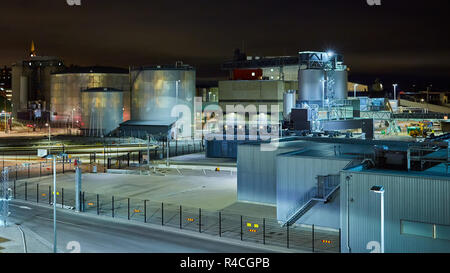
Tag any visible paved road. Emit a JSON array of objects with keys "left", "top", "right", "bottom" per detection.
[{"left": 8, "top": 200, "right": 270, "bottom": 253}]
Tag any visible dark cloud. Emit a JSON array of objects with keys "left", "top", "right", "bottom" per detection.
[{"left": 0, "top": 0, "right": 449, "bottom": 88}]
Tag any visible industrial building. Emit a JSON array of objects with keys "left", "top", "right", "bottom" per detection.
[
  {"left": 80, "top": 87, "right": 124, "bottom": 136},
  {"left": 50, "top": 66, "right": 130, "bottom": 134},
  {"left": 236, "top": 136, "right": 450, "bottom": 253},
  {"left": 119, "top": 63, "right": 196, "bottom": 140},
  {"left": 11, "top": 42, "right": 65, "bottom": 120},
  {"left": 0, "top": 66, "right": 12, "bottom": 101}
]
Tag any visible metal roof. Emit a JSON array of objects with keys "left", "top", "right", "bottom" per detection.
[{"left": 54, "top": 66, "right": 129, "bottom": 75}]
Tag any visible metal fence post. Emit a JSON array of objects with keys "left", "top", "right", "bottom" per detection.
[
  {"left": 62, "top": 188, "right": 64, "bottom": 208},
  {"left": 82, "top": 192, "right": 85, "bottom": 212},
  {"left": 97, "top": 194, "right": 100, "bottom": 215},
  {"left": 13, "top": 180, "right": 16, "bottom": 199},
  {"left": 144, "top": 200, "right": 147, "bottom": 223},
  {"left": 112, "top": 196, "right": 115, "bottom": 218},
  {"left": 48, "top": 186, "right": 51, "bottom": 205},
  {"left": 40, "top": 162, "right": 42, "bottom": 177},
  {"left": 37, "top": 184, "right": 39, "bottom": 203},
  {"left": 28, "top": 164, "right": 30, "bottom": 178},
  {"left": 339, "top": 228, "right": 342, "bottom": 253},
  {"left": 25, "top": 182, "right": 27, "bottom": 201},
  {"left": 240, "top": 215, "right": 243, "bottom": 241},
  {"left": 199, "top": 208, "right": 202, "bottom": 233},
  {"left": 179, "top": 205, "right": 183, "bottom": 229},
  {"left": 161, "top": 203, "right": 164, "bottom": 226},
  {"left": 15, "top": 164, "right": 17, "bottom": 180},
  {"left": 312, "top": 224, "right": 315, "bottom": 253},
  {"left": 287, "top": 223, "right": 290, "bottom": 249},
  {"left": 127, "top": 198, "right": 130, "bottom": 220},
  {"left": 219, "top": 211, "right": 222, "bottom": 237},
  {"left": 263, "top": 218, "right": 266, "bottom": 245}
]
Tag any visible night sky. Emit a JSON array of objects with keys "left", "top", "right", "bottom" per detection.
[{"left": 1, "top": 0, "right": 449, "bottom": 90}]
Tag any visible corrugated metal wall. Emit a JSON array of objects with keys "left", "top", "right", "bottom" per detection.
[
  {"left": 237, "top": 143, "right": 304, "bottom": 205},
  {"left": 276, "top": 156, "right": 350, "bottom": 222},
  {"left": 340, "top": 171, "right": 450, "bottom": 253}
]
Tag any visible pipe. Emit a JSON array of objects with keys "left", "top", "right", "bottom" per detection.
[{"left": 346, "top": 175, "right": 352, "bottom": 253}]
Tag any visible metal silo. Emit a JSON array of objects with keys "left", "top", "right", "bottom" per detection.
[
  {"left": 334, "top": 70, "right": 348, "bottom": 100},
  {"left": 298, "top": 69, "right": 325, "bottom": 103},
  {"left": 50, "top": 67, "right": 129, "bottom": 124},
  {"left": 81, "top": 88, "right": 123, "bottom": 136},
  {"left": 283, "top": 90, "right": 296, "bottom": 121},
  {"left": 130, "top": 64, "right": 196, "bottom": 137}
]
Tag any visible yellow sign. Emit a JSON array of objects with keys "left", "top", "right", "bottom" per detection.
[
  {"left": 88, "top": 202, "right": 94, "bottom": 206},
  {"left": 134, "top": 209, "right": 141, "bottom": 213},
  {"left": 187, "top": 218, "right": 195, "bottom": 222}
]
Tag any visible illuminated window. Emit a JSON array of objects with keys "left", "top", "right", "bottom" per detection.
[
  {"left": 401, "top": 220, "right": 433, "bottom": 238},
  {"left": 401, "top": 220, "right": 450, "bottom": 241}
]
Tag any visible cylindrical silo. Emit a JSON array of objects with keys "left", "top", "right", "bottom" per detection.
[
  {"left": 81, "top": 88, "right": 123, "bottom": 136},
  {"left": 334, "top": 70, "right": 348, "bottom": 100},
  {"left": 298, "top": 69, "right": 325, "bottom": 103},
  {"left": 283, "top": 90, "right": 296, "bottom": 121},
  {"left": 130, "top": 65, "right": 196, "bottom": 137},
  {"left": 50, "top": 67, "right": 129, "bottom": 124}
]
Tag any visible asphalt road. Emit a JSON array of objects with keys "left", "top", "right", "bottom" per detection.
[{"left": 8, "top": 200, "right": 270, "bottom": 253}]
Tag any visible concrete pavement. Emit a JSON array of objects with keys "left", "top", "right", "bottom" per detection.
[{"left": 7, "top": 200, "right": 289, "bottom": 253}]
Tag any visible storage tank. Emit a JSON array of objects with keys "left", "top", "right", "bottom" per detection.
[
  {"left": 50, "top": 67, "right": 129, "bottom": 123},
  {"left": 334, "top": 70, "right": 348, "bottom": 100},
  {"left": 298, "top": 69, "right": 325, "bottom": 103},
  {"left": 283, "top": 90, "right": 296, "bottom": 121},
  {"left": 130, "top": 64, "right": 196, "bottom": 136},
  {"left": 81, "top": 88, "right": 123, "bottom": 136}
]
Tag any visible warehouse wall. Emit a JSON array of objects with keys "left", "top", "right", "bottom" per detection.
[
  {"left": 340, "top": 170, "right": 450, "bottom": 253},
  {"left": 237, "top": 142, "right": 305, "bottom": 205},
  {"left": 276, "top": 156, "right": 350, "bottom": 222}
]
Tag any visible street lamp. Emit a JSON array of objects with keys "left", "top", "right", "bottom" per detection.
[
  {"left": 370, "top": 185, "right": 385, "bottom": 253},
  {"left": 44, "top": 153, "right": 67, "bottom": 253},
  {"left": 393, "top": 84, "right": 398, "bottom": 100}
]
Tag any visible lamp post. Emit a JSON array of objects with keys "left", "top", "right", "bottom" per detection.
[
  {"left": 393, "top": 84, "right": 398, "bottom": 100},
  {"left": 370, "top": 185, "right": 385, "bottom": 253},
  {"left": 44, "top": 153, "right": 67, "bottom": 253}
]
